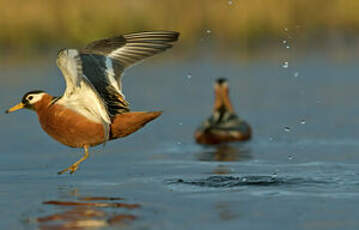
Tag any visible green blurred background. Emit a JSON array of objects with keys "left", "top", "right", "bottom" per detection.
[{"left": 1, "top": 0, "right": 359, "bottom": 59}]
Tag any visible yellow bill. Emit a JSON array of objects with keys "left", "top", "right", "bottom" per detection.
[{"left": 6, "top": 102, "right": 25, "bottom": 113}]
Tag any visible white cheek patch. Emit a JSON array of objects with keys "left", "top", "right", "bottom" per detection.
[{"left": 28, "top": 93, "right": 46, "bottom": 104}]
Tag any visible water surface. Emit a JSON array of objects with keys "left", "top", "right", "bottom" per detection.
[{"left": 1, "top": 51, "right": 359, "bottom": 229}]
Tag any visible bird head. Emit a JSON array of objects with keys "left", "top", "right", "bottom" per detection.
[
  {"left": 214, "top": 78, "right": 228, "bottom": 90},
  {"left": 6, "top": 90, "right": 46, "bottom": 113}
]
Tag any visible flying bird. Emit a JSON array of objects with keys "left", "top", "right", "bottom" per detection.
[
  {"left": 6, "top": 31, "right": 179, "bottom": 174},
  {"left": 195, "top": 78, "right": 251, "bottom": 145}
]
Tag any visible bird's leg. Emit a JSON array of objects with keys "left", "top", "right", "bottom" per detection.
[{"left": 58, "top": 145, "right": 89, "bottom": 175}]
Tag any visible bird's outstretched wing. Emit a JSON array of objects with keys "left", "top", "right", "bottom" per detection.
[
  {"left": 56, "top": 49, "right": 111, "bottom": 136},
  {"left": 79, "top": 31, "right": 179, "bottom": 115},
  {"left": 56, "top": 49, "right": 83, "bottom": 97},
  {"left": 56, "top": 31, "right": 179, "bottom": 119}
]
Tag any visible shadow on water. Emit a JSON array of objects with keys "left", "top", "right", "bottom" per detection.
[
  {"left": 195, "top": 145, "right": 252, "bottom": 162},
  {"left": 26, "top": 188, "right": 140, "bottom": 230}
]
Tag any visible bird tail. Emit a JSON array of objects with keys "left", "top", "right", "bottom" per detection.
[{"left": 110, "top": 111, "right": 162, "bottom": 140}]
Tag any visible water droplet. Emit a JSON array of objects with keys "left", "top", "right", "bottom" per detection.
[
  {"left": 241, "top": 177, "right": 247, "bottom": 182},
  {"left": 284, "top": 127, "right": 291, "bottom": 132},
  {"left": 288, "top": 153, "right": 295, "bottom": 160},
  {"left": 178, "top": 122, "right": 183, "bottom": 126},
  {"left": 294, "top": 72, "right": 299, "bottom": 78},
  {"left": 300, "top": 120, "right": 306, "bottom": 125},
  {"left": 282, "top": 40, "right": 287, "bottom": 44},
  {"left": 206, "top": 29, "right": 212, "bottom": 34},
  {"left": 271, "top": 170, "right": 279, "bottom": 178},
  {"left": 228, "top": 0, "right": 233, "bottom": 5},
  {"left": 286, "top": 45, "right": 290, "bottom": 49},
  {"left": 187, "top": 73, "right": 192, "bottom": 79},
  {"left": 177, "top": 141, "right": 182, "bottom": 145},
  {"left": 269, "top": 137, "right": 273, "bottom": 141},
  {"left": 284, "top": 27, "right": 289, "bottom": 32},
  {"left": 282, "top": 61, "right": 289, "bottom": 69}
]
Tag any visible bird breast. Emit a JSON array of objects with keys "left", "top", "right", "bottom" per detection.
[{"left": 36, "top": 103, "right": 106, "bottom": 148}]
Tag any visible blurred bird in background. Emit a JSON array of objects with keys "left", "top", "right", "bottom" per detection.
[{"left": 195, "top": 78, "right": 251, "bottom": 145}]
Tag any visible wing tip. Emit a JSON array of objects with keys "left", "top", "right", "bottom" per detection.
[
  {"left": 171, "top": 31, "right": 180, "bottom": 42},
  {"left": 124, "top": 31, "right": 180, "bottom": 43}
]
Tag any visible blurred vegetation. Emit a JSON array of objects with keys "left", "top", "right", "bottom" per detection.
[{"left": 1, "top": 0, "right": 359, "bottom": 56}]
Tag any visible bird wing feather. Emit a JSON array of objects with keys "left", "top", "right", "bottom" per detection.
[
  {"left": 56, "top": 31, "right": 179, "bottom": 120},
  {"left": 79, "top": 31, "right": 179, "bottom": 115},
  {"left": 56, "top": 49, "right": 111, "bottom": 140}
]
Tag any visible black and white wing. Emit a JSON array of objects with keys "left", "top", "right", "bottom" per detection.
[
  {"left": 55, "top": 49, "right": 111, "bottom": 135},
  {"left": 55, "top": 49, "right": 83, "bottom": 97},
  {"left": 79, "top": 31, "right": 179, "bottom": 116}
]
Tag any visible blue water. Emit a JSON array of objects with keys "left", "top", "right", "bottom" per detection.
[{"left": 1, "top": 51, "right": 359, "bottom": 229}]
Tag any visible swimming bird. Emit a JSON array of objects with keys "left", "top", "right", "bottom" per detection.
[
  {"left": 194, "top": 78, "right": 251, "bottom": 145},
  {"left": 6, "top": 31, "right": 179, "bottom": 174}
]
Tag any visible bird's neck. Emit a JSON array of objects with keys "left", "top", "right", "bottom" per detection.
[
  {"left": 213, "top": 89, "right": 234, "bottom": 114},
  {"left": 33, "top": 93, "right": 54, "bottom": 113}
]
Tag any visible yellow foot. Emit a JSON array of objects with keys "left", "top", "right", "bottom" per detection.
[
  {"left": 57, "top": 145, "right": 89, "bottom": 175},
  {"left": 57, "top": 164, "right": 80, "bottom": 175}
]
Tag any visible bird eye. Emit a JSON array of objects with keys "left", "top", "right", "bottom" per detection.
[{"left": 28, "top": 96, "right": 33, "bottom": 100}]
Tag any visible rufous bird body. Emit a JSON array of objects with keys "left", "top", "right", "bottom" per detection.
[
  {"left": 6, "top": 31, "right": 179, "bottom": 174},
  {"left": 195, "top": 78, "right": 251, "bottom": 145}
]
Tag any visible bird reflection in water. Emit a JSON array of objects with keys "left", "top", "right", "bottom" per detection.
[
  {"left": 196, "top": 145, "right": 252, "bottom": 175},
  {"left": 196, "top": 145, "right": 251, "bottom": 162},
  {"left": 216, "top": 202, "right": 239, "bottom": 221},
  {"left": 34, "top": 193, "right": 140, "bottom": 230}
]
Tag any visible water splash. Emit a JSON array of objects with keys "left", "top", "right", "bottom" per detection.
[
  {"left": 271, "top": 169, "right": 280, "bottom": 179},
  {"left": 282, "top": 61, "right": 289, "bottom": 69},
  {"left": 294, "top": 72, "right": 299, "bottom": 78},
  {"left": 187, "top": 73, "right": 192, "bottom": 79},
  {"left": 227, "top": 0, "right": 233, "bottom": 5},
  {"left": 169, "top": 176, "right": 289, "bottom": 188},
  {"left": 288, "top": 153, "right": 295, "bottom": 160},
  {"left": 284, "top": 127, "right": 291, "bottom": 132}
]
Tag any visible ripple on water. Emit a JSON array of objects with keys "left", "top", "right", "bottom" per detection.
[
  {"left": 167, "top": 175, "right": 330, "bottom": 188},
  {"left": 167, "top": 175, "right": 359, "bottom": 198}
]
